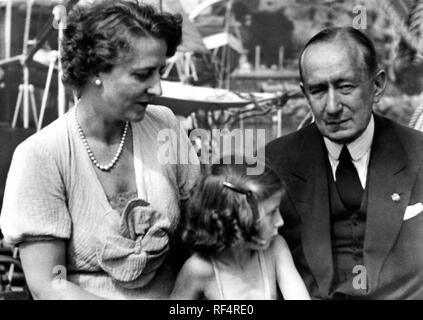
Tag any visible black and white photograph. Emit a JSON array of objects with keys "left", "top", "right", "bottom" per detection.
[{"left": 1, "top": 0, "right": 423, "bottom": 304}]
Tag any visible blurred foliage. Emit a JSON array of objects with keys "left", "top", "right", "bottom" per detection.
[
  {"left": 233, "top": 2, "right": 295, "bottom": 67},
  {"left": 230, "top": 0, "right": 423, "bottom": 96}
]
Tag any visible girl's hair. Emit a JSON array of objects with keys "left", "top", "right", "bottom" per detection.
[
  {"left": 183, "top": 155, "right": 284, "bottom": 255},
  {"left": 61, "top": 0, "right": 182, "bottom": 90}
]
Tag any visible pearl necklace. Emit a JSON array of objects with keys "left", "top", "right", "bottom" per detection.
[{"left": 74, "top": 106, "right": 129, "bottom": 172}]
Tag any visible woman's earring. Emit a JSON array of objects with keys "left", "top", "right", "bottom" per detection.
[{"left": 95, "top": 79, "right": 102, "bottom": 86}]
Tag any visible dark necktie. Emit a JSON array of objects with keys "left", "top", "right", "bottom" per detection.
[{"left": 335, "top": 146, "right": 364, "bottom": 211}]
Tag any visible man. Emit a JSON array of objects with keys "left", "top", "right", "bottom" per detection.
[{"left": 266, "top": 27, "right": 423, "bottom": 299}]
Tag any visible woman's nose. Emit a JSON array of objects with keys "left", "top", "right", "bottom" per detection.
[{"left": 147, "top": 74, "right": 162, "bottom": 96}]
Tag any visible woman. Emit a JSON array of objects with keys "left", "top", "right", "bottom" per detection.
[{"left": 0, "top": 0, "right": 200, "bottom": 299}]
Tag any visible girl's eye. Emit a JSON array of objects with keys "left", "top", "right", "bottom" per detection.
[
  {"left": 264, "top": 208, "right": 278, "bottom": 218},
  {"left": 134, "top": 72, "right": 151, "bottom": 81}
]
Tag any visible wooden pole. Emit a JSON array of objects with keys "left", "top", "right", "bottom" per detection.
[
  {"left": 255, "top": 45, "right": 261, "bottom": 70},
  {"left": 58, "top": 15, "right": 66, "bottom": 116},
  {"left": 278, "top": 46, "right": 284, "bottom": 69},
  {"left": 277, "top": 109, "right": 282, "bottom": 138},
  {"left": 22, "top": 0, "right": 34, "bottom": 128},
  {"left": 5, "top": 0, "right": 12, "bottom": 59}
]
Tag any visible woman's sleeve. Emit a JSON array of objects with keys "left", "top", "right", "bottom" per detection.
[
  {"left": 163, "top": 107, "right": 201, "bottom": 201},
  {"left": 177, "top": 129, "right": 201, "bottom": 201},
  {"left": 0, "top": 141, "right": 71, "bottom": 245},
  {"left": 175, "top": 118, "right": 201, "bottom": 200}
]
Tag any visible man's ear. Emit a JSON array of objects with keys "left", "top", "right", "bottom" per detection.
[
  {"left": 299, "top": 82, "right": 312, "bottom": 105},
  {"left": 299, "top": 82, "right": 305, "bottom": 95},
  {"left": 372, "top": 69, "right": 387, "bottom": 104}
]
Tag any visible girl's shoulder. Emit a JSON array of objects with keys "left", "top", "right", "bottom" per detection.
[
  {"left": 267, "top": 235, "right": 291, "bottom": 257},
  {"left": 260, "top": 236, "right": 289, "bottom": 272},
  {"left": 182, "top": 253, "right": 215, "bottom": 280}
]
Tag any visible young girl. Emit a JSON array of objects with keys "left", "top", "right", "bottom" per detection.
[{"left": 170, "top": 156, "right": 310, "bottom": 300}]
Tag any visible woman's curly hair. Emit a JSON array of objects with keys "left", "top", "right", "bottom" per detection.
[
  {"left": 61, "top": 0, "right": 182, "bottom": 90},
  {"left": 183, "top": 155, "right": 284, "bottom": 256}
]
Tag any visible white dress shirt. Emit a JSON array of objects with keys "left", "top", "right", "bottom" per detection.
[{"left": 323, "top": 115, "right": 374, "bottom": 189}]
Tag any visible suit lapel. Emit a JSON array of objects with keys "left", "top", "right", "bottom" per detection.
[
  {"left": 364, "top": 115, "right": 418, "bottom": 292},
  {"left": 290, "top": 124, "right": 334, "bottom": 297}
]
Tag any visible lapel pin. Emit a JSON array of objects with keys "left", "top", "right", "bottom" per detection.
[{"left": 391, "top": 193, "right": 400, "bottom": 202}]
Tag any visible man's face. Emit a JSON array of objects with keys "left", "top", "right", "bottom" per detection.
[{"left": 300, "top": 41, "right": 382, "bottom": 144}]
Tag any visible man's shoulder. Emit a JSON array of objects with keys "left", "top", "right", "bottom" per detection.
[
  {"left": 376, "top": 114, "right": 423, "bottom": 161},
  {"left": 265, "top": 123, "right": 317, "bottom": 164},
  {"left": 267, "top": 124, "right": 316, "bottom": 149},
  {"left": 390, "top": 117, "right": 423, "bottom": 141},
  {"left": 396, "top": 124, "right": 423, "bottom": 162}
]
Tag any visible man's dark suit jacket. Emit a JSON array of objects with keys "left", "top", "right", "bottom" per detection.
[{"left": 266, "top": 114, "right": 423, "bottom": 299}]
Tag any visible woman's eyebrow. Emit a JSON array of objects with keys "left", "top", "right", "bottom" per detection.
[{"left": 132, "top": 64, "right": 167, "bottom": 72}]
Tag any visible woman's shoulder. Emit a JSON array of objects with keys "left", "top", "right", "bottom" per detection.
[
  {"left": 131, "top": 105, "right": 179, "bottom": 137},
  {"left": 15, "top": 114, "right": 69, "bottom": 159},
  {"left": 144, "top": 105, "right": 178, "bottom": 126}
]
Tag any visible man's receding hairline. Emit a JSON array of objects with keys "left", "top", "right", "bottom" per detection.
[{"left": 300, "top": 36, "right": 369, "bottom": 80}]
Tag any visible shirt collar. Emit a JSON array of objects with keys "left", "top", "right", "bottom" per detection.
[{"left": 324, "top": 114, "right": 374, "bottom": 161}]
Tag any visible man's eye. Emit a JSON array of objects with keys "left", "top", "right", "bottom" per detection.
[
  {"left": 309, "top": 87, "right": 326, "bottom": 96},
  {"left": 338, "top": 85, "right": 355, "bottom": 94}
]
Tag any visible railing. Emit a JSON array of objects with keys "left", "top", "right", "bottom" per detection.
[{"left": 0, "top": 240, "right": 30, "bottom": 299}]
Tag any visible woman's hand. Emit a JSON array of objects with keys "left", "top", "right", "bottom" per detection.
[{"left": 19, "top": 239, "right": 104, "bottom": 300}]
